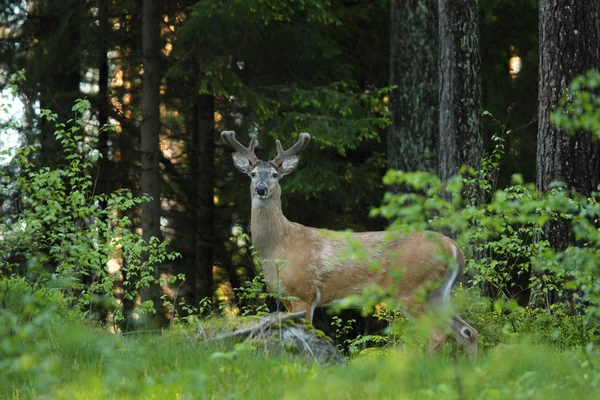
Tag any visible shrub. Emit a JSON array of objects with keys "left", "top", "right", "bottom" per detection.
[
  {"left": 0, "top": 99, "right": 180, "bottom": 329},
  {"left": 370, "top": 131, "right": 600, "bottom": 345}
]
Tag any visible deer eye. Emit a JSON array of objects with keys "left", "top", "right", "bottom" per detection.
[
  {"left": 272, "top": 172, "right": 278, "bottom": 178},
  {"left": 251, "top": 172, "right": 256, "bottom": 177}
]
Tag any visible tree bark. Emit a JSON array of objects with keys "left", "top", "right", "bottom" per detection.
[
  {"left": 438, "top": 0, "right": 482, "bottom": 181},
  {"left": 185, "top": 95, "right": 216, "bottom": 306},
  {"left": 537, "top": 0, "right": 600, "bottom": 251},
  {"left": 195, "top": 95, "right": 216, "bottom": 302},
  {"left": 38, "top": 0, "right": 82, "bottom": 169},
  {"left": 388, "top": 0, "right": 439, "bottom": 173},
  {"left": 96, "top": 0, "right": 111, "bottom": 197},
  {"left": 141, "top": 0, "right": 164, "bottom": 323},
  {"left": 141, "top": 0, "right": 162, "bottom": 243}
]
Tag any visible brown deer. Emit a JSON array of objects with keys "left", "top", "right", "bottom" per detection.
[{"left": 222, "top": 130, "right": 478, "bottom": 357}]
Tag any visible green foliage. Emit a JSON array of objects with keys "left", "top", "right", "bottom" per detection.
[
  {"left": 3, "top": 313, "right": 599, "bottom": 399},
  {"left": 552, "top": 69, "right": 600, "bottom": 140},
  {"left": 291, "top": 346, "right": 600, "bottom": 400},
  {"left": 232, "top": 273, "right": 272, "bottom": 316},
  {"left": 0, "top": 276, "right": 72, "bottom": 393},
  {"left": 172, "top": 0, "right": 390, "bottom": 232},
  {"left": 0, "top": 99, "right": 180, "bottom": 326},
  {"left": 364, "top": 110, "right": 600, "bottom": 347},
  {"left": 329, "top": 315, "right": 358, "bottom": 350},
  {"left": 455, "top": 293, "right": 597, "bottom": 351},
  {"left": 374, "top": 161, "right": 600, "bottom": 325},
  {"left": 169, "top": 271, "right": 283, "bottom": 323}
]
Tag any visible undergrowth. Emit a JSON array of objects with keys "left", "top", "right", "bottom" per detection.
[
  {"left": 3, "top": 73, "right": 600, "bottom": 398},
  {"left": 2, "top": 305, "right": 598, "bottom": 400}
]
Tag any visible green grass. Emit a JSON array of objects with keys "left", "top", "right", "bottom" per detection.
[{"left": 3, "top": 318, "right": 600, "bottom": 400}]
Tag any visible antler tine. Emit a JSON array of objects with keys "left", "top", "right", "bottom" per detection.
[
  {"left": 270, "top": 133, "right": 311, "bottom": 167},
  {"left": 221, "top": 130, "right": 259, "bottom": 165}
]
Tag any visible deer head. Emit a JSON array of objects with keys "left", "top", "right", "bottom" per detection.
[{"left": 221, "top": 130, "right": 310, "bottom": 202}]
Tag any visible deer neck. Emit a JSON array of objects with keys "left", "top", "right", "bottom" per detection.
[{"left": 250, "top": 186, "right": 290, "bottom": 258}]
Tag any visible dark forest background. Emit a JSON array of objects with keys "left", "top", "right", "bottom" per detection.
[{"left": 1, "top": 0, "right": 599, "bottom": 333}]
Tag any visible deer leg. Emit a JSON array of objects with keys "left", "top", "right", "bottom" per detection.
[
  {"left": 285, "top": 300, "right": 314, "bottom": 323},
  {"left": 283, "top": 288, "right": 320, "bottom": 323},
  {"left": 424, "top": 253, "right": 478, "bottom": 358},
  {"left": 399, "top": 293, "right": 476, "bottom": 357},
  {"left": 405, "top": 298, "right": 448, "bottom": 355},
  {"left": 398, "top": 295, "right": 446, "bottom": 354},
  {"left": 428, "top": 329, "right": 447, "bottom": 355}
]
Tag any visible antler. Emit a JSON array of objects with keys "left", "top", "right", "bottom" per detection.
[
  {"left": 221, "top": 130, "right": 259, "bottom": 166},
  {"left": 270, "top": 133, "right": 311, "bottom": 167}
]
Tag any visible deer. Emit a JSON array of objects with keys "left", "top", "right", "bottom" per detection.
[{"left": 222, "top": 130, "right": 478, "bottom": 357}]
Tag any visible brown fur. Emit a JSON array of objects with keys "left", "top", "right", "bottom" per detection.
[{"left": 223, "top": 131, "right": 478, "bottom": 357}]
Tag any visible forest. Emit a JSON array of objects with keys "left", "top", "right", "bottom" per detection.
[{"left": 1, "top": 0, "right": 600, "bottom": 398}]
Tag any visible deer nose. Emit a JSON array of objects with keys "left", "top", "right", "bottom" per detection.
[{"left": 256, "top": 183, "right": 268, "bottom": 196}]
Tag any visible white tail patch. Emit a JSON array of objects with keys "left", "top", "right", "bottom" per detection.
[{"left": 442, "top": 245, "right": 459, "bottom": 304}]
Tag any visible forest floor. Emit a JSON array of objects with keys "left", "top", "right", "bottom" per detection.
[{"left": 4, "top": 317, "right": 600, "bottom": 400}]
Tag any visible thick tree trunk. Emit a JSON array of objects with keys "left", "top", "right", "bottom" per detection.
[
  {"left": 195, "top": 95, "right": 216, "bottom": 302},
  {"left": 185, "top": 95, "right": 216, "bottom": 306},
  {"left": 141, "top": 0, "right": 164, "bottom": 323},
  {"left": 537, "top": 0, "right": 600, "bottom": 251},
  {"left": 388, "top": 0, "right": 439, "bottom": 173},
  {"left": 38, "top": 0, "right": 82, "bottom": 169},
  {"left": 141, "top": 0, "right": 162, "bottom": 243},
  {"left": 438, "top": 0, "right": 482, "bottom": 181}
]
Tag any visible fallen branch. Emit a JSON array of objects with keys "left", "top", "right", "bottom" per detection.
[{"left": 201, "top": 311, "right": 307, "bottom": 343}]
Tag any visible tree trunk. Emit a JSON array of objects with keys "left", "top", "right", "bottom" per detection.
[
  {"left": 438, "top": 0, "right": 482, "bottom": 181},
  {"left": 38, "top": 0, "right": 82, "bottom": 169},
  {"left": 141, "top": 0, "right": 162, "bottom": 243},
  {"left": 195, "top": 95, "right": 216, "bottom": 302},
  {"left": 141, "top": 0, "right": 164, "bottom": 324},
  {"left": 92, "top": 0, "right": 114, "bottom": 206},
  {"left": 185, "top": 95, "right": 216, "bottom": 306},
  {"left": 537, "top": 0, "right": 600, "bottom": 251},
  {"left": 388, "top": 0, "right": 439, "bottom": 173},
  {"left": 96, "top": 0, "right": 111, "bottom": 197}
]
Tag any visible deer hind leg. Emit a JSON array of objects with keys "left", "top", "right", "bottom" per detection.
[
  {"left": 397, "top": 295, "right": 447, "bottom": 354},
  {"left": 428, "top": 329, "right": 447, "bottom": 355},
  {"left": 396, "top": 294, "right": 476, "bottom": 357},
  {"left": 424, "top": 246, "right": 478, "bottom": 358},
  {"left": 425, "top": 290, "right": 478, "bottom": 357}
]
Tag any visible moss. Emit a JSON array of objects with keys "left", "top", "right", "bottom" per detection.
[
  {"left": 299, "top": 322, "right": 335, "bottom": 344},
  {"left": 318, "top": 332, "right": 334, "bottom": 344},
  {"left": 301, "top": 322, "right": 314, "bottom": 331},
  {"left": 314, "top": 330, "right": 327, "bottom": 340},
  {"left": 283, "top": 343, "right": 300, "bottom": 355},
  {"left": 284, "top": 319, "right": 297, "bottom": 327}
]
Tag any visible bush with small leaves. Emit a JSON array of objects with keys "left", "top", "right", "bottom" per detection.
[{"left": 0, "top": 99, "right": 180, "bottom": 329}]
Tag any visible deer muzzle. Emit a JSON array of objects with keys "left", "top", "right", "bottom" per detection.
[{"left": 255, "top": 182, "right": 268, "bottom": 197}]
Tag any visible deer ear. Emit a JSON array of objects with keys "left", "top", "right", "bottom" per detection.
[
  {"left": 232, "top": 152, "right": 252, "bottom": 174},
  {"left": 279, "top": 156, "right": 300, "bottom": 176}
]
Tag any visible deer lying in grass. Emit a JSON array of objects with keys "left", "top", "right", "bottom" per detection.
[{"left": 222, "top": 130, "right": 478, "bottom": 357}]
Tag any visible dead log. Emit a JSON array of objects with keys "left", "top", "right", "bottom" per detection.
[{"left": 200, "top": 311, "right": 346, "bottom": 365}]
